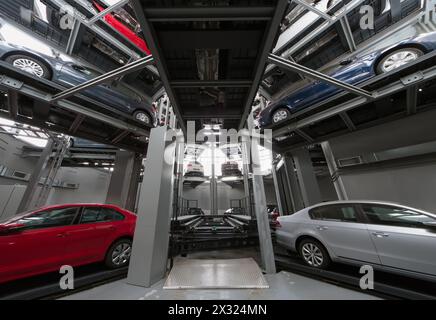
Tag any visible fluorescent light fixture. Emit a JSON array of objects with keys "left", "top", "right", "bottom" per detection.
[{"left": 221, "top": 176, "right": 239, "bottom": 182}]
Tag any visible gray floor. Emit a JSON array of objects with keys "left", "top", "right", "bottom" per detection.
[{"left": 61, "top": 248, "right": 380, "bottom": 300}]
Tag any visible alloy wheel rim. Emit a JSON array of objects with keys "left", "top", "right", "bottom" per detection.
[
  {"left": 382, "top": 50, "right": 419, "bottom": 73},
  {"left": 135, "top": 112, "right": 150, "bottom": 124},
  {"left": 112, "top": 243, "right": 132, "bottom": 265},
  {"left": 301, "top": 243, "right": 324, "bottom": 267},
  {"left": 273, "top": 110, "right": 288, "bottom": 123},
  {"left": 13, "top": 58, "right": 44, "bottom": 78}
]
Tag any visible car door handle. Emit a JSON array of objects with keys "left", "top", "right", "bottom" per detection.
[
  {"left": 316, "top": 226, "right": 328, "bottom": 231},
  {"left": 56, "top": 233, "right": 67, "bottom": 238},
  {"left": 372, "top": 232, "right": 389, "bottom": 238}
]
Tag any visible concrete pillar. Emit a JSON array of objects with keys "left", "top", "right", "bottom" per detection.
[
  {"left": 106, "top": 151, "right": 142, "bottom": 211},
  {"left": 16, "top": 139, "right": 53, "bottom": 214},
  {"left": 292, "top": 148, "right": 322, "bottom": 207},
  {"left": 127, "top": 126, "right": 178, "bottom": 287}
]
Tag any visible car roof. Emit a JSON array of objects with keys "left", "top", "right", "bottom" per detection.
[{"left": 305, "top": 200, "right": 433, "bottom": 214}]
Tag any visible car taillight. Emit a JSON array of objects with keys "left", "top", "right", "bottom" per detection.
[{"left": 275, "top": 220, "right": 282, "bottom": 228}]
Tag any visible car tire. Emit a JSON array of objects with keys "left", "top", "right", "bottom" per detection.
[
  {"left": 298, "top": 238, "right": 331, "bottom": 269},
  {"left": 104, "top": 238, "right": 133, "bottom": 269},
  {"left": 271, "top": 108, "right": 290, "bottom": 124},
  {"left": 133, "top": 110, "right": 151, "bottom": 125},
  {"left": 5, "top": 54, "right": 51, "bottom": 79},
  {"left": 376, "top": 47, "right": 424, "bottom": 74}
]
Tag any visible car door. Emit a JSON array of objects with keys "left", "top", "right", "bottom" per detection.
[
  {"left": 0, "top": 206, "right": 80, "bottom": 281},
  {"left": 360, "top": 203, "right": 436, "bottom": 276},
  {"left": 308, "top": 204, "right": 381, "bottom": 264},
  {"left": 64, "top": 206, "right": 121, "bottom": 264}
]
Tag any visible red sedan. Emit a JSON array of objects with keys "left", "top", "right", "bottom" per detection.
[{"left": 0, "top": 203, "right": 136, "bottom": 284}]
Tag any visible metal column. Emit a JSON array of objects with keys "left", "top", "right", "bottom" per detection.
[
  {"left": 242, "top": 145, "right": 251, "bottom": 216},
  {"left": 292, "top": 148, "right": 322, "bottom": 207},
  {"left": 16, "top": 139, "right": 54, "bottom": 214},
  {"left": 210, "top": 142, "right": 217, "bottom": 215},
  {"left": 106, "top": 151, "right": 143, "bottom": 212},
  {"left": 271, "top": 163, "right": 284, "bottom": 216},
  {"left": 127, "top": 126, "right": 178, "bottom": 287},
  {"left": 241, "top": 130, "right": 276, "bottom": 274},
  {"left": 283, "top": 155, "right": 305, "bottom": 211},
  {"left": 321, "top": 141, "right": 349, "bottom": 200}
]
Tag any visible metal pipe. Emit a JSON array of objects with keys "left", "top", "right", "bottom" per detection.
[
  {"left": 268, "top": 54, "right": 374, "bottom": 99},
  {"left": 88, "top": 0, "right": 130, "bottom": 24},
  {"left": 51, "top": 55, "right": 154, "bottom": 101}
]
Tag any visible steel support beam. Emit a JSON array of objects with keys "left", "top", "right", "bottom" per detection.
[
  {"left": 144, "top": 7, "right": 275, "bottom": 22},
  {"left": 127, "top": 126, "right": 178, "bottom": 287},
  {"left": 292, "top": 0, "right": 334, "bottom": 21},
  {"left": 406, "top": 85, "right": 418, "bottom": 115},
  {"left": 238, "top": 0, "right": 288, "bottom": 129},
  {"left": 271, "top": 163, "right": 284, "bottom": 217},
  {"left": 245, "top": 129, "right": 276, "bottom": 274},
  {"left": 268, "top": 54, "right": 373, "bottom": 99},
  {"left": 51, "top": 55, "right": 154, "bottom": 102},
  {"left": 339, "top": 16, "right": 357, "bottom": 52},
  {"left": 321, "top": 141, "right": 348, "bottom": 200},
  {"left": 339, "top": 112, "right": 356, "bottom": 131},
  {"left": 7, "top": 90, "right": 18, "bottom": 119},
  {"left": 16, "top": 139, "right": 54, "bottom": 214},
  {"left": 171, "top": 80, "right": 253, "bottom": 88},
  {"left": 88, "top": 0, "right": 130, "bottom": 24},
  {"left": 282, "top": 155, "right": 304, "bottom": 212}
]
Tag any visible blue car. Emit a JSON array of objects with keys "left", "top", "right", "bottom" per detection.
[
  {"left": 0, "top": 41, "right": 156, "bottom": 126},
  {"left": 258, "top": 32, "right": 436, "bottom": 128}
]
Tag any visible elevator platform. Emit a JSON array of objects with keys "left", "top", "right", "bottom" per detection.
[{"left": 163, "top": 258, "right": 269, "bottom": 290}]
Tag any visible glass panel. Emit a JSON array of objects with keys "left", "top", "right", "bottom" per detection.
[
  {"left": 15, "top": 207, "right": 78, "bottom": 229},
  {"left": 310, "top": 205, "right": 358, "bottom": 222},
  {"left": 361, "top": 205, "right": 435, "bottom": 228}
]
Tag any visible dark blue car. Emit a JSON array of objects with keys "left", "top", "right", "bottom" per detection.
[
  {"left": 0, "top": 41, "right": 156, "bottom": 126},
  {"left": 258, "top": 32, "right": 436, "bottom": 128}
]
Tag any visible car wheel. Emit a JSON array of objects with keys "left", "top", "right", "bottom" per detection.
[
  {"left": 105, "top": 239, "right": 132, "bottom": 269},
  {"left": 5, "top": 54, "right": 51, "bottom": 79},
  {"left": 272, "top": 108, "right": 290, "bottom": 124},
  {"left": 376, "top": 48, "right": 424, "bottom": 74},
  {"left": 298, "top": 239, "right": 331, "bottom": 269},
  {"left": 133, "top": 110, "right": 151, "bottom": 125}
]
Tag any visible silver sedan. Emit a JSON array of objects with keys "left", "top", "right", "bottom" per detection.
[{"left": 276, "top": 200, "right": 436, "bottom": 282}]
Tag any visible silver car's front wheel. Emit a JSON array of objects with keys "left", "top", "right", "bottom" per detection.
[
  {"left": 299, "top": 239, "right": 330, "bottom": 269},
  {"left": 377, "top": 48, "right": 424, "bottom": 74}
]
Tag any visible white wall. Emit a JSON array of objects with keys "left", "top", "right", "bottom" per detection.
[{"left": 46, "top": 167, "right": 111, "bottom": 205}]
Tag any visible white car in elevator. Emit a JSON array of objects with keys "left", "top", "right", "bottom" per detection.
[{"left": 276, "top": 200, "right": 436, "bottom": 282}]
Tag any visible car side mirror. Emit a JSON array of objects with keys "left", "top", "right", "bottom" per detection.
[
  {"left": 0, "top": 223, "right": 25, "bottom": 235},
  {"left": 340, "top": 59, "right": 353, "bottom": 66}
]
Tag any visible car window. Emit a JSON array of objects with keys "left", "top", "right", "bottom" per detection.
[
  {"left": 14, "top": 207, "right": 79, "bottom": 230},
  {"left": 80, "top": 207, "right": 124, "bottom": 224},
  {"left": 309, "top": 205, "right": 358, "bottom": 223},
  {"left": 361, "top": 204, "right": 435, "bottom": 228}
]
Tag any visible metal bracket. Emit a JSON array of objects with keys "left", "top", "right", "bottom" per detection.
[
  {"left": 0, "top": 76, "right": 23, "bottom": 90},
  {"left": 401, "top": 72, "right": 425, "bottom": 85}
]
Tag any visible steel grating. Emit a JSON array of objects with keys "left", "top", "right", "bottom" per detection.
[{"left": 163, "top": 258, "right": 269, "bottom": 289}]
